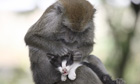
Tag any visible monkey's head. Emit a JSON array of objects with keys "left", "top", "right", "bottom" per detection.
[
  {"left": 42, "top": 0, "right": 96, "bottom": 32},
  {"left": 60, "top": 0, "right": 95, "bottom": 32}
]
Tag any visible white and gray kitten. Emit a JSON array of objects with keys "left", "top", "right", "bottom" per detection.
[{"left": 48, "top": 53, "right": 81, "bottom": 81}]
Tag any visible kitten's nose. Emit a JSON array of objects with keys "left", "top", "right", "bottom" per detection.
[{"left": 62, "top": 68, "right": 67, "bottom": 72}]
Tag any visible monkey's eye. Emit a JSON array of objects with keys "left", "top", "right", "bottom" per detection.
[{"left": 62, "top": 24, "right": 68, "bottom": 28}]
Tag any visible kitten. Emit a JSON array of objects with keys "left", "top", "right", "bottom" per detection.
[
  {"left": 47, "top": 53, "right": 82, "bottom": 81},
  {"left": 47, "top": 53, "right": 116, "bottom": 84}
]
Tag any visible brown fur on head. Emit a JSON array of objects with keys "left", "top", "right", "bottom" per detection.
[{"left": 59, "top": 0, "right": 96, "bottom": 32}]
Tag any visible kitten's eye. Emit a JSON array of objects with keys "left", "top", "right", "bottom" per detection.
[
  {"left": 50, "top": 58, "right": 61, "bottom": 68},
  {"left": 66, "top": 60, "right": 73, "bottom": 66}
]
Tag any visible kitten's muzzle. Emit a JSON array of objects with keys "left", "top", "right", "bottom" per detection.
[{"left": 62, "top": 68, "right": 68, "bottom": 75}]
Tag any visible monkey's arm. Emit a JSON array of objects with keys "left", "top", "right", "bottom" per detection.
[
  {"left": 24, "top": 31, "right": 68, "bottom": 55},
  {"left": 77, "top": 41, "right": 93, "bottom": 58},
  {"left": 72, "top": 27, "right": 94, "bottom": 59},
  {"left": 58, "top": 66, "right": 103, "bottom": 84},
  {"left": 87, "top": 55, "right": 125, "bottom": 84},
  {"left": 25, "top": 2, "right": 68, "bottom": 55},
  {"left": 58, "top": 55, "right": 125, "bottom": 84}
]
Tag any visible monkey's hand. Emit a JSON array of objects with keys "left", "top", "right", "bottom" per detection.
[
  {"left": 44, "top": 40, "right": 69, "bottom": 56},
  {"left": 72, "top": 50, "right": 82, "bottom": 61},
  {"left": 54, "top": 47, "right": 69, "bottom": 56},
  {"left": 25, "top": 32, "right": 69, "bottom": 56},
  {"left": 101, "top": 75, "right": 125, "bottom": 84},
  {"left": 77, "top": 41, "right": 94, "bottom": 59},
  {"left": 115, "top": 78, "right": 125, "bottom": 84}
]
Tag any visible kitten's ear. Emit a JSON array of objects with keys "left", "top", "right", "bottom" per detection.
[
  {"left": 69, "top": 53, "right": 74, "bottom": 61},
  {"left": 47, "top": 53, "right": 57, "bottom": 59}
]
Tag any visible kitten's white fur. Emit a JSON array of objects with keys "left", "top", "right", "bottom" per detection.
[{"left": 58, "top": 60, "right": 82, "bottom": 81}]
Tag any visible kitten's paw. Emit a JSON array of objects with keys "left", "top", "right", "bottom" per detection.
[
  {"left": 61, "top": 76, "right": 67, "bottom": 81},
  {"left": 68, "top": 73, "right": 76, "bottom": 80}
]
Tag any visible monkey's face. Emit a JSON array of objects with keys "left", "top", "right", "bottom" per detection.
[{"left": 62, "top": 16, "right": 94, "bottom": 32}]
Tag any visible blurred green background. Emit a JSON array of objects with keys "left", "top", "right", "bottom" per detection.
[{"left": 0, "top": 0, "right": 140, "bottom": 84}]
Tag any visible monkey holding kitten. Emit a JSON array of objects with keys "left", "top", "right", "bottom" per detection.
[
  {"left": 25, "top": 0, "right": 125, "bottom": 84},
  {"left": 47, "top": 52, "right": 118, "bottom": 84}
]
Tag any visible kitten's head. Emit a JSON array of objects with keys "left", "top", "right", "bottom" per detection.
[{"left": 47, "top": 53, "right": 74, "bottom": 75}]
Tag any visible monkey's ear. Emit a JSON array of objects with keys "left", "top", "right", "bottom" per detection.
[
  {"left": 94, "top": 8, "right": 96, "bottom": 13},
  {"left": 54, "top": 2, "right": 64, "bottom": 14}
]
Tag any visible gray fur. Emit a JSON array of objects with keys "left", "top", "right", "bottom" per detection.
[
  {"left": 24, "top": 0, "right": 125, "bottom": 84},
  {"left": 24, "top": 1, "right": 94, "bottom": 58}
]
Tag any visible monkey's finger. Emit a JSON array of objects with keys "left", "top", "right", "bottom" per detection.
[
  {"left": 63, "top": 48, "right": 68, "bottom": 54},
  {"left": 59, "top": 48, "right": 68, "bottom": 56},
  {"left": 115, "top": 78, "right": 125, "bottom": 84}
]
